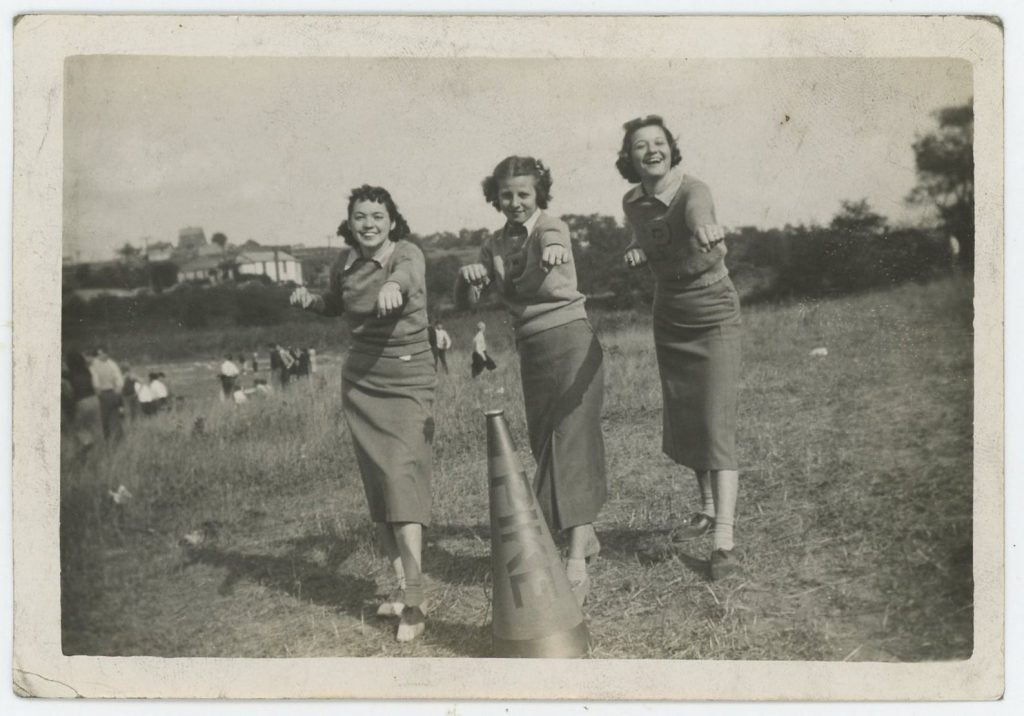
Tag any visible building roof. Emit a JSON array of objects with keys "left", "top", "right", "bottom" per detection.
[
  {"left": 178, "top": 255, "right": 225, "bottom": 272},
  {"left": 237, "top": 250, "right": 297, "bottom": 264}
]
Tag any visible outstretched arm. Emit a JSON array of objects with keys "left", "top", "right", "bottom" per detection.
[
  {"left": 289, "top": 286, "right": 328, "bottom": 313},
  {"left": 685, "top": 183, "right": 724, "bottom": 253},
  {"left": 622, "top": 215, "right": 648, "bottom": 268},
  {"left": 377, "top": 243, "right": 426, "bottom": 317},
  {"left": 538, "top": 222, "right": 573, "bottom": 271},
  {"left": 454, "top": 240, "right": 495, "bottom": 308}
]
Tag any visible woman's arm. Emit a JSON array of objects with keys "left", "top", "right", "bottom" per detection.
[
  {"left": 454, "top": 238, "right": 495, "bottom": 308},
  {"left": 621, "top": 213, "right": 648, "bottom": 268},
  {"left": 539, "top": 220, "right": 572, "bottom": 271},
  {"left": 377, "top": 242, "right": 426, "bottom": 317},
  {"left": 289, "top": 286, "right": 329, "bottom": 313},
  {"left": 684, "top": 182, "right": 725, "bottom": 253}
]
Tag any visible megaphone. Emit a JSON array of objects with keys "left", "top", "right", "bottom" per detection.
[{"left": 485, "top": 409, "right": 589, "bottom": 657}]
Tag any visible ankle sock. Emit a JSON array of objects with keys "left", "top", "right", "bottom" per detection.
[
  {"left": 712, "top": 517, "right": 735, "bottom": 552},
  {"left": 566, "top": 558, "right": 587, "bottom": 582},
  {"left": 402, "top": 575, "right": 424, "bottom": 607},
  {"left": 698, "top": 473, "right": 716, "bottom": 518}
]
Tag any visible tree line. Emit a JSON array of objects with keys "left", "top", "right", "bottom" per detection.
[{"left": 64, "top": 101, "right": 972, "bottom": 332}]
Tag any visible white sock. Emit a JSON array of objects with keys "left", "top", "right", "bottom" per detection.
[
  {"left": 710, "top": 471, "right": 739, "bottom": 551},
  {"left": 697, "top": 472, "right": 716, "bottom": 517},
  {"left": 712, "top": 517, "right": 735, "bottom": 552},
  {"left": 566, "top": 558, "right": 587, "bottom": 581}
]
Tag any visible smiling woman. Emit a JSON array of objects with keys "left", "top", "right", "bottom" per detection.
[
  {"left": 288, "top": 185, "right": 435, "bottom": 643},
  {"left": 617, "top": 115, "right": 742, "bottom": 580}
]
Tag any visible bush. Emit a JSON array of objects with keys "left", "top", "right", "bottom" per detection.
[
  {"left": 182, "top": 293, "right": 209, "bottom": 328},
  {"left": 235, "top": 286, "right": 286, "bottom": 326}
]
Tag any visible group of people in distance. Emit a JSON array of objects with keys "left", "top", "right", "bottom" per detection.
[
  {"left": 289, "top": 114, "right": 743, "bottom": 644},
  {"left": 218, "top": 354, "right": 275, "bottom": 404},
  {"left": 62, "top": 347, "right": 170, "bottom": 453},
  {"left": 267, "top": 343, "right": 315, "bottom": 390}
]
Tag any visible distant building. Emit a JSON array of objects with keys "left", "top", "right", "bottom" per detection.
[
  {"left": 235, "top": 249, "right": 304, "bottom": 285},
  {"left": 178, "top": 227, "right": 207, "bottom": 252},
  {"left": 196, "top": 243, "right": 224, "bottom": 257},
  {"left": 146, "top": 244, "right": 175, "bottom": 262},
  {"left": 177, "top": 255, "right": 230, "bottom": 284}
]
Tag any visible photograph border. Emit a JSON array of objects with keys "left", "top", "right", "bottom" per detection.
[{"left": 11, "top": 12, "right": 1004, "bottom": 701}]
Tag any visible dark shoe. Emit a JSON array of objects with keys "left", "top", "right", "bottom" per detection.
[
  {"left": 675, "top": 513, "right": 715, "bottom": 540},
  {"left": 709, "top": 549, "right": 741, "bottom": 581},
  {"left": 396, "top": 605, "right": 426, "bottom": 642}
]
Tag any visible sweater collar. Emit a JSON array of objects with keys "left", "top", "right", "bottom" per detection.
[
  {"left": 625, "top": 165, "right": 685, "bottom": 206},
  {"left": 504, "top": 209, "right": 541, "bottom": 239},
  {"left": 344, "top": 239, "right": 397, "bottom": 271}
]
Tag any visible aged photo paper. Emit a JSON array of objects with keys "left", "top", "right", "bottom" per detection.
[{"left": 11, "top": 13, "right": 1003, "bottom": 700}]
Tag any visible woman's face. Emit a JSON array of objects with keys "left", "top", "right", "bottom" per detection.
[
  {"left": 497, "top": 175, "right": 538, "bottom": 225},
  {"left": 629, "top": 124, "right": 672, "bottom": 181},
  {"left": 349, "top": 199, "right": 395, "bottom": 253}
]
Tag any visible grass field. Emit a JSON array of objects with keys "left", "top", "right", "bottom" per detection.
[{"left": 60, "top": 277, "right": 974, "bottom": 660}]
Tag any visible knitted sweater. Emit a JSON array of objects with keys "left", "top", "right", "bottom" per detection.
[
  {"left": 317, "top": 239, "right": 430, "bottom": 357},
  {"left": 622, "top": 169, "right": 728, "bottom": 290},
  {"left": 477, "top": 210, "right": 588, "bottom": 339}
]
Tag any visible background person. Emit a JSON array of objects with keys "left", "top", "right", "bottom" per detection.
[
  {"left": 90, "top": 346, "right": 124, "bottom": 442},
  {"left": 290, "top": 184, "right": 435, "bottom": 643},
  {"left": 150, "top": 372, "right": 170, "bottom": 412},
  {"left": 470, "top": 322, "right": 496, "bottom": 378},
  {"left": 219, "top": 354, "right": 241, "bottom": 400},
  {"left": 433, "top": 321, "right": 452, "bottom": 374},
  {"left": 617, "top": 115, "right": 743, "bottom": 580},
  {"left": 120, "top": 361, "right": 140, "bottom": 422},
  {"left": 65, "top": 351, "right": 102, "bottom": 452}
]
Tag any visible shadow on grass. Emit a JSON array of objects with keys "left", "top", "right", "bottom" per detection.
[
  {"left": 182, "top": 534, "right": 382, "bottom": 626},
  {"left": 424, "top": 523, "right": 710, "bottom": 582},
  {"left": 420, "top": 618, "right": 491, "bottom": 657},
  {"left": 588, "top": 527, "right": 710, "bottom": 577},
  {"left": 424, "top": 523, "right": 491, "bottom": 587}
]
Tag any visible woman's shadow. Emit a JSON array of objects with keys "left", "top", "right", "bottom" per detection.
[{"left": 182, "top": 533, "right": 379, "bottom": 622}]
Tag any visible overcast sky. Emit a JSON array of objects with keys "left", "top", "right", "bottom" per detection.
[{"left": 64, "top": 56, "right": 971, "bottom": 261}]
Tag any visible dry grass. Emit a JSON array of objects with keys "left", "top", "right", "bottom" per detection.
[{"left": 61, "top": 277, "right": 973, "bottom": 660}]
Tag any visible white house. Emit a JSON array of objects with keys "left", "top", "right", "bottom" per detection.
[
  {"left": 177, "top": 255, "right": 229, "bottom": 284},
  {"left": 236, "top": 250, "right": 304, "bottom": 285}
]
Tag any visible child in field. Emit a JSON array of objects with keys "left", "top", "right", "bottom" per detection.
[
  {"left": 290, "top": 185, "right": 435, "bottom": 642},
  {"left": 457, "top": 156, "right": 606, "bottom": 607},
  {"left": 470, "top": 321, "right": 497, "bottom": 378},
  {"left": 616, "top": 115, "right": 743, "bottom": 580}
]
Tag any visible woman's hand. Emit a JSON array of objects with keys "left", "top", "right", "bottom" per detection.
[
  {"left": 540, "top": 244, "right": 570, "bottom": 272},
  {"left": 289, "top": 287, "right": 317, "bottom": 309},
  {"left": 695, "top": 224, "right": 726, "bottom": 253},
  {"left": 376, "top": 281, "right": 404, "bottom": 317},
  {"left": 624, "top": 247, "right": 648, "bottom": 268},
  {"left": 460, "top": 264, "right": 491, "bottom": 288}
]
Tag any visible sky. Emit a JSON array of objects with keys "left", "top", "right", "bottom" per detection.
[{"left": 63, "top": 56, "right": 972, "bottom": 261}]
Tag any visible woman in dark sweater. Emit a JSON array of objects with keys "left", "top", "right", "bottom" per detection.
[
  {"left": 290, "top": 185, "right": 435, "bottom": 642},
  {"left": 617, "top": 116, "right": 743, "bottom": 581}
]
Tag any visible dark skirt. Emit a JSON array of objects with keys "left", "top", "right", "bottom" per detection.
[
  {"left": 518, "top": 319, "right": 607, "bottom": 531},
  {"left": 471, "top": 351, "right": 497, "bottom": 377},
  {"left": 341, "top": 349, "right": 437, "bottom": 525},
  {"left": 653, "top": 275, "right": 742, "bottom": 471}
]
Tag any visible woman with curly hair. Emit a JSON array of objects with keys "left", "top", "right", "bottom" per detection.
[
  {"left": 616, "top": 115, "right": 743, "bottom": 581},
  {"left": 290, "top": 185, "right": 435, "bottom": 641},
  {"left": 457, "top": 156, "right": 606, "bottom": 608}
]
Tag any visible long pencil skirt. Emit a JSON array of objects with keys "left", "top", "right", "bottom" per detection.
[
  {"left": 341, "top": 349, "right": 437, "bottom": 526},
  {"left": 653, "top": 275, "right": 742, "bottom": 471},
  {"left": 518, "top": 319, "right": 607, "bottom": 532}
]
